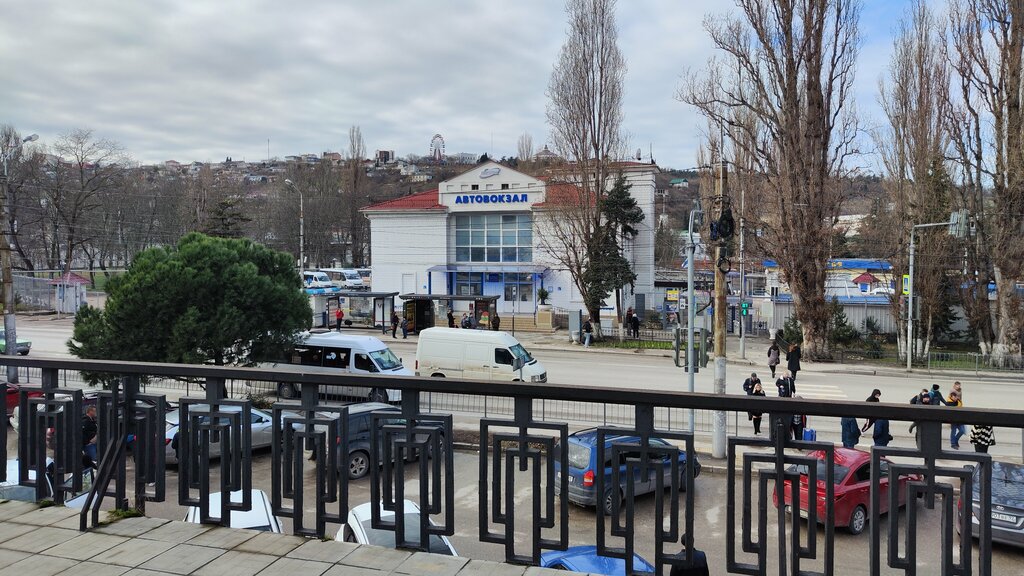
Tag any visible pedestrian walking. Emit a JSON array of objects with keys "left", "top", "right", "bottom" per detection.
[
  {"left": 951, "top": 380, "right": 963, "bottom": 401},
  {"left": 742, "top": 372, "right": 761, "bottom": 395},
  {"left": 447, "top": 309, "right": 455, "bottom": 328},
  {"left": 767, "top": 341, "right": 781, "bottom": 378},
  {"left": 791, "top": 405, "right": 807, "bottom": 442},
  {"left": 82, "top": 405, "right": 98, "bottom": 468},
  {"left": 582, "top": 317, "right": 594, "bottom": 347},
  {"left": 873, "top": 417, "right": 893, "bottom": 447},
  {"left": 460, "top": 313, "right": 470, "bottom": 329},
  {"left": 625, "top": 307, "right": 634, "bottom": 337},
  {"left": 748, "top": 382, "right": 765, "bottom": 435},
  {"left": 969, "top": 425, "right": 995, "bottom": 453},
  {"left": 400, "top": 316, "right": 409, "bottom": 339},
  {"left": 786, "top": 344, "right": 802, "bottom": 383},
  {"left": 390, "top": 311, "right": 399, "bottom": 339},
  {"left": 630, "top": 313, "right": 640, "bottom": 338},
  {"left": 947, "top": 390, "right": 964, "bottom": 449},
  {"left": 775, "top": 371, "right": 795, "bottom": 398},
  {"left": 669, "top": 534, "right": 709, "bottom": 576},
  {"left": 334, "top": 307, "right": 344, "bottom": 331},
  {"left": 491, "top": 313, "right": 500, "bottom": 331},
  {"left": 929, "top": 384, "right": 949, "bottom": 406},
  {"left": 841, "top": 416, "right": 861, "bottom": 448},
  {"left": 862, "top": 389, "right": 882, "bottom": 432}
]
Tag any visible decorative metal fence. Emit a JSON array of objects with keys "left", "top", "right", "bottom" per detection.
[
  {"left": 837, "top": 349, "right": 1024, "bottom": 374},
  {"left": 4, "top": 356, "right": 1020, "bottom": 576}
]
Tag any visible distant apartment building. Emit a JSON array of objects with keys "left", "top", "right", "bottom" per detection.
[{"left": 376, "top": 150, "right": 395, "bottom": 164}]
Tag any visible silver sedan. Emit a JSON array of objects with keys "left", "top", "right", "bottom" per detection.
[{"left": 165, "top": 405, "right": 277, "bottom": 465}]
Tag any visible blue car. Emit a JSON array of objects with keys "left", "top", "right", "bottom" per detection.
[
  {"left": 540, "top": 545, "right": 655, "bottom": 574},
  {"left": 554, "top": 428, "right": 701, "bottom": 515}
]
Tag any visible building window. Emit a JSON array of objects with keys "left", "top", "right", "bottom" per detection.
[
  {"left": 501, "top": 183, "right": 509, "bottom": 190},
  {"left": 455, "top": 272, "right": 482, "bottom": 296},
  {"left": 471, "top": 184, "right": 479, "bottom": 190},
  {"left": 503, "top": 272, "right": 534, "bottom": 303},
  {"left": 454, "top": 214, "right": 533, "bottom": 263}
]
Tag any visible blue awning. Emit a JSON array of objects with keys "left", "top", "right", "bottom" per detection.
[{"left": 426, "top": 264, "right": 549, "bottom": 274}]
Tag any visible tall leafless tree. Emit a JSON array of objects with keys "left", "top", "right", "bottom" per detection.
[
  {"left": 346, "top": 126, "right": 368, "bottom": 266},
  {"left": 683, "top": 0, "right": 861, "bottom": 359},
  {"left": 946, "top": 0, "right": 1024, "bottom": 360},
  {"left": 541, "top": 0, "right": 627, "bottom": 330},
  {"left": 517, "top": 132, "right": 534, "bottom": 169}
]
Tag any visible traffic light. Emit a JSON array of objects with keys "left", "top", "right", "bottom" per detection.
[{"left": 740, "top": 301, "right": 750, "bottom": 316}]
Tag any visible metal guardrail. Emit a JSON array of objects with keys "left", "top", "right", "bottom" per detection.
[
  {"left": 838, "top": 349, "right": 1024, "bottom": 374},
  {"left": 2, "top": 356, "right": 1021, "bottom": 575}
]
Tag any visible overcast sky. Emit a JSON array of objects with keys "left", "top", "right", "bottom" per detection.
[{"left": 2, "top": 0, "right": 911, "bottom": 169}]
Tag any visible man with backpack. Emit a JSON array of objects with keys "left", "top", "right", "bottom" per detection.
[{"left": 775, "top": 371, "right": 795, "bottom": 398}]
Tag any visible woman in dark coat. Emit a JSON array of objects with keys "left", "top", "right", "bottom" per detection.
[
  {"left": 748, "top": 382, "right": 766, "bottom": 435},
  {"left": 786, "top": 344, "right": 802, "bottom": 383}
]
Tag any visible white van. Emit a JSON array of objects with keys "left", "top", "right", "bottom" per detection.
[
  {"left": 415, "top": 328, "right": 547, "bottom": 383},
  {"left": 303, "top": 270, "right": 334, "bottom": 290},
  {"left": 319, "top": 268, "right": 365, "bottom": 290},
  {"left": 270, "top": 332, "right": 411, "bottom": 402}
]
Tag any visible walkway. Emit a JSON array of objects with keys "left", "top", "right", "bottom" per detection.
[{"left": 0, "top": 502, "right": 572, "bottom": 576}]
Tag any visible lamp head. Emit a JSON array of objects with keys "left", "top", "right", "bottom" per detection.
[{"left": 22, "top": 134, "right": 39, "bottom": 144}]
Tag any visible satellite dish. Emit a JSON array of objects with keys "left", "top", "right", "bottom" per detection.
[{"left": 636, "top": 148, "right": 642, "bottom": 161}]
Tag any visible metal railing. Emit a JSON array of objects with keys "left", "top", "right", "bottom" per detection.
[
  {"left": 3, "top": 355, "right": 1021, "bottom": 575},
  {"left": 837, "top": 348, "right": 1024, "bottom": 374}
]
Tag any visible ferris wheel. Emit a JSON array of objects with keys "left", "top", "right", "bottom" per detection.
[{"left": 429, "top": 134, "right": 445, "bottom": 163}]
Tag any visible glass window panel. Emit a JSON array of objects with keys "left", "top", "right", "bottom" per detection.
[
  {"left": 502, "top": 215, "right": 517, "bottom": 225},
  {"left": 456, "top": 248, "right": 470, "bottom": 262},
  {"left": 502, "top": 247, "right": 518, "bottom": 262},
  {"left": 518, "top": 283, "right": 534, "bottom": 302},
  {"left": 471, "top": 230, "right": 485, "bottom": 245},
  {"left": 487, "top": 248, "right": 501, "bottom": 262},
  {"left": 471, "top": 248, "right": 485, "bottom": 262},
  {"left": 486, "top": 230, "right": 501, "bottom": 245},
  {"left": 486, "top": 214, "right": 501, "bottom": 227},
  {"left": 518, "top": 248, "right": 532, "bottom": 262},
  {"left": 518, "top": 229, "right": 532, "bottom": 244},
  {"left": 502, "top": 230, "right": 516, "bottom": 245},
  {"left": 455, "top": 230, "right": 470, "bottom": 246},
  {"left": 517, "top": 214, "right": 532, "bottom": 228},
  {"left": 471, "top": 214, "right": 485, "bottom": 229},
  {"left": 455, "top": 215, "right": 470, "bottom": 228}
]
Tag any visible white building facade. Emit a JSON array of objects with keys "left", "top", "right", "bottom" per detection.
[{"left": 362, "top": 161, "right": 658, "bottom": 316}]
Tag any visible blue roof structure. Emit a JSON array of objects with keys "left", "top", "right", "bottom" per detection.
[{"left": 763, "top": 259, "right": 892, "bottom": 271}]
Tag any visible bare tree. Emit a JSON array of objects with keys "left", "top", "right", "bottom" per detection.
[
  {"left": 946, "top": 0, "right": 1024, "bottom": 360},
  {"left": 540, "top": 0, "right": 627, "bottom": 330},
  {"left": 682, "top": 0, "right": 861, "bottom": 359},
  {"left": 517, "top": 132, "right": 534, "bottom": 168},
  {"left": 869, "top": 0, "right": 954, "bottom": 359},
  {"left": 345, "top": 126, "right": 368, "bottom": 266}
]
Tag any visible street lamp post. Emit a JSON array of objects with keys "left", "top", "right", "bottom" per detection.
[
  {"left": 284, "top": 179, "right": 304, "bottom": 275},
  {"left": 0, "top": 133, "right": 38, "bottom": 384},
  {"left": 686, "top": 204, "right": 703, "bottom": 435}
]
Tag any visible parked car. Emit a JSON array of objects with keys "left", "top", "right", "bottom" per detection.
[
  {"left": 166, "top": 405, "right": 278, "bottom": 465},
  {"left": 0, "top": 330, "right": 31, "bottom": 355},
  {"left": 1, "top": 458, "right": 93, "bottom": 503},
  {"left": 554, "top": 428, "right": 701, "bottom": 515},
  {"left": 540, "top": 545, "right": 655, "bottom": 574},
  {"left": 958, "top": 460, "right": 1024, "bottom": 548},
  {"left": 5, "top": 382, "right": 42, "bottom": 420},
  {"left": 295, "top": 402, "right": 442, "bottom": 480},
  {"left": 184, "top": 489, "right": 282, "bottom": 533},
  {"left": 336, "top": 500, "right": 457, "bottom": 556},
  {"left": 773, "top": 448, "right": 922, "bottom": 535}
]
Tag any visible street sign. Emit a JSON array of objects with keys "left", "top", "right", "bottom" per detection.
[{"left": 902, "top": 274, "right": 910, "bottom": 295}]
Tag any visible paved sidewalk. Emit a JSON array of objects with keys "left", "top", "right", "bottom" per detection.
[{"left": 0, "top": 502, "right": 578, "bottom": 576}]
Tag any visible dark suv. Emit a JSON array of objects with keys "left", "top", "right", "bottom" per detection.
[{"left": 554, "top": 428, "right": 701, "bottom": 515}]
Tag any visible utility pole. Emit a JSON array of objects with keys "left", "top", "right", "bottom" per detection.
[
  {"left": 0, "top": 133, "right": 36, "bottom": 385},
  {"left": 906, "top": 213, "right": 965, "bottom": 370},
  {"left": 712, "top": 161, "right": 728, "bottom": 458},
  {"left": 686, "top": 204, "right": 702, "bottom": 435},
  {"left": 738, "top": 171, "right": 746, "bottom": 359}
]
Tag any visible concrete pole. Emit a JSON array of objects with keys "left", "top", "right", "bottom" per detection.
[
  {"left": 738, "top": 176, "right": 746, "bottom": 359},
  {"left": 686, "top": 209, "right": 698, "bottom": 435},
  {"left": 713, "top": 162, "right": 728, "bottom": 458},
  {"left": 906, "top": 230, "right": 914, "bottom": 371}
]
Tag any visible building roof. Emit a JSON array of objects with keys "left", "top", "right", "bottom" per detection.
[
  {"left": 763, "top": 259, "right": 892, "bottom": 271},
  {"left": 49, "top": 273, "right": 90, "bottom": 286},
  {"left": 361, "top": 189, "right": 445, "bottom": 212},
  {"left": 851, "top": 272, "right": 879, "bottom": 284},
  {"left": 530, "top": 182, "right": 584, "bottom": 208}
]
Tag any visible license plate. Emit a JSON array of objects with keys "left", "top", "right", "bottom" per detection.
[
  {"left": 567, "top": 475, "right": 574, "bottom": 484},
  {"left": 993, "top": 512, "right": 1017, "bottom": 523}
]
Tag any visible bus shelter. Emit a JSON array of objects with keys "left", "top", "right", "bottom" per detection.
[
  {"left": 318, "top": 291, "right": 398, "bottom": 334},
  {"left": 399, "top": 294, "right": 500, "bottom": 333}
]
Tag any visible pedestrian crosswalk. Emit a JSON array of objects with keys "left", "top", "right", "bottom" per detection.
[{"left": 791, "top": 382, "right": 848, "bottom": 400}]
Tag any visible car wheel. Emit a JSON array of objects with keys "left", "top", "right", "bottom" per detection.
[
  {"left": 348, "top": 450, "right": 370, "bottom": 479},
  {"left": 430, "top": 373, "right": 445, "bottom": 378},
  {"left": 848, "top": 504, "right": 867, "bottom": 535},
  {"left": 368, "top": 388, "right": 388, "bottom": 403},
  {"left": 678, "top": 472, "right": 689, "bottom": 492},
  {"left": 277, "top": 383, "right": 297, "bottom": 399},
  {"left": 602, "top": 488, "right": 622, "bottom": 516}
]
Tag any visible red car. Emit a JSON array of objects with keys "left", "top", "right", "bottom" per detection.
[
  {"left": 773, "top": 448, "right": 921, "bottom": 535},
  {"left": 5, "top": 383, "right": 42, "bottom": 418}
]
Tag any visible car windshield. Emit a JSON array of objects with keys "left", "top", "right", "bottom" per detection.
[
  {"left": 973, "top": 463, "right": 1024, "bottom": 501},
  {"left": 359, "top": 517, "right": 453, "bottom": 555},
  {"left": 788, "top": 462, "right": 849, "bottom": 485},
  {"left": 369, "top": 349, "right": 402, "bottom": 371},
  {"left": 509, "top": 344, "right": 533, "bottom": 363},
  {"left": 567, "top": 442, "right": 591, "bottom": 470},
  {"left": 344, "top": 272, "right": 360, "bottom": 280}
]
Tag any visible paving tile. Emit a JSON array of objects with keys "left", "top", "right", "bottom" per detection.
[
  {"left": 0, "top": 550, "right": 30, "bottom": 570},
  {"left": 0, "top": 521, "right": 38, "bottom": 544},
  {"left": 394, "top": 551, "right": 468, "bottom": 576},
  {"left": 336, "top": 545, "right": 411, "bottom": 572},
  {"left": 140, "top": 543, "right": 225, "bottom": 575},
  {"left": 524, "top": 567, "right": 571, "bottom": 576},
  {"left": 192, "top": 550, "right": 276, "bottom": 576},
  {"left": 54, "top": 561, "right": 131, "bottom": 576},
  {"left": 0, "top": 501, "right": 39, "bottom": 521},
  {"left": 139, "top": 520, "right": 212, "bottom": 544},
  {"left": 322, "top": 565, "right": 390, "bottom": 576},
  {"left": 286, "top": 539, "right": 358, "bottom": 563},
  {"left": 122, "top": 570, "right": 180, "bottom": 576},
  {"left": 0, "top": 554, "right": 77, "bottom": 576},
  {"left": 234, "top": 532, "right": 307, "bottom": 556},
  {"left": 94, "top": 516, "right": 171, "bottom": 537},
  {"left": 17, "top": 506, "right": 80, "bottom": 526},
  {"left": 0, "top": 526, "right": 81, "bottom": 554},
  {"left": 41, "top": 531, "right": 129, "bottom": 561},
  {"left": 455, "top": 559, "right": 527, "bottom": 576},
  {"left": 186, "top": 526, "right": 257, "bottom": 549},
  {"left": 90, "top": 538, "right": 177, "bottom": 567},
  {"left": 255, "top": 556, "right": 331, "bottom": 576}
]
